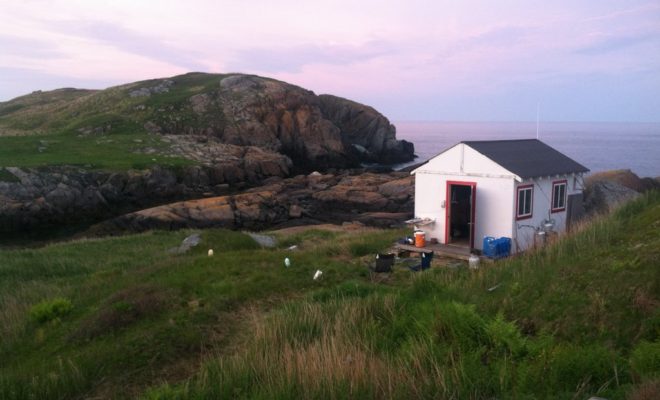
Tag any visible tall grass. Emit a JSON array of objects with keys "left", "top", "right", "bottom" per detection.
[
  {"left": 151, "top": 288, "right": 629, "bottom": 399},
  {"left": 147, "top": 191, "right": 660, "bottom": 399},
  {"left": 1, "top": 193, "right": 657, "bottom": 399},
  {"left": 0, "top": 227, "right": 403, "bottom": 399},
  {"left": 0, "top": 358, "right": 97, "bottom": 400}
]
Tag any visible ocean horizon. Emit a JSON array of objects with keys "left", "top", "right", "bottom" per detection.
[{"left": 393, "top": 121, "right": 660, "bottom": 178}]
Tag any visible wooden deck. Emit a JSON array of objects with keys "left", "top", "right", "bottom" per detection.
[{"left": 393, "top": 242, "right": 494, "bottom": 263}]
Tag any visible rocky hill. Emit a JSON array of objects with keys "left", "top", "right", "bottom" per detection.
[
  {"left": 0, "top": 72, "right": 415, "bottom": 234},
  {"left": 0, "top": 72, "right": 414, "bottom": 170}
]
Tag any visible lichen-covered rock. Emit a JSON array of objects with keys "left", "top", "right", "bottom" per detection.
[
  {"left": 585, "top": 169, "right": 660, "bottom": 193},
  {"left": 583, "top": 169, "right": 658, "bottom": 214},
  {"left": 87, "top": 171, "right": 416, "bottom": 235},
  {"left": 0, "top": 158, "right": 290, "bottom": 232},
  {"left": 583, "top": 180, "right": 640, "bottom": 214}
]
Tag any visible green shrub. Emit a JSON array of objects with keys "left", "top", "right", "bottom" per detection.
[
  {"left": 434, "top": 301, "right": 488, "bottom": 349},
  {"left": 29, "top": 297, "right": 73, "bottom": 323},
  {"left": 630, "top": 340, "right": 660, "bottom": 379},
  {"left": 547, "top": 344, "right": 614, "bottom": 393},
  {"left": 486, "top": 313, "right": 527, "bottom": 357}
]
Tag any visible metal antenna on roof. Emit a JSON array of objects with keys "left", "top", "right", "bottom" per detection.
[{"left": 536, "top": 103, "right": 540, "bottom": 140}]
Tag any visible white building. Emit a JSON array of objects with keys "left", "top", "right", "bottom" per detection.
[{"left": 411, "top": 139, "right": 589, "bottom": 253}]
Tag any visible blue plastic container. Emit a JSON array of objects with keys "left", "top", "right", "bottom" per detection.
[
  {"left": 482, "top": 236, "right": 498, "bottom": 258},
  {"left": 496, "top": 237, "right": 511, "bottom": 258},
  {"left": 482, "top": 236, "right": 512, "bottom": 259}
]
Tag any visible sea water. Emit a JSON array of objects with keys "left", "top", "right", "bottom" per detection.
[{"left": 394, "top": 121, "right": 660, "bottom": 177}]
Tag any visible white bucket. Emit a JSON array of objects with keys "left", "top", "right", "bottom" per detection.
[{"left": 468, "top": 254, "right": 480, "bottom": 270}]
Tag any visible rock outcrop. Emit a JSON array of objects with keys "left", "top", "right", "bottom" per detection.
[
  {"left": 583, "top": 169, "right": 659, "bottom": 214},
  {"left": 585, "top": 169, "right": 660, "bottom": 193},
  {"left": 318, "top": 94, "right": 414, "bottom": 164},
  {"left": 583, "top": 180, "right": 641, "bottom": 214},
  {"left": 0, "top": 149, "right": 291, "bottom": 232},
  {"left": 87, "top": 172, "right": 415, "bottom": 235},
  {"left": 175, "top": 74, "right": 414, "bottom": 169}
]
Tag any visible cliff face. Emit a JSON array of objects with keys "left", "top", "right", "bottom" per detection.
[
  {"left": 149, "top": 74, "right": 414, "bottom": 169},
  {"left": 210, "top": 75, "right": 349, "bottom": 169},
  {"left": 318, "top": 94, "right": 414, "bottom": 164}
]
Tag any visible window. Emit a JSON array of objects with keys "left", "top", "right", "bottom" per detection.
[
  {"left": 552, "top": 180, "right": 567, "bottom": 212},
  {"left": 516, "top": 185, "right": 533, "bottom": 220}
]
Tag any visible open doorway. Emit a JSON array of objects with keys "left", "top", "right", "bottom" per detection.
[{"left": 446, "top": 181, "right": 476, "bottom": 248}]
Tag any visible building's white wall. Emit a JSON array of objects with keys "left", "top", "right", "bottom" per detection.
[
  {"left": 512, "top": 174, "right": 583, "bottom": 251},
  {"left": 417, "top": 145, "right": 464, "bottom": 173},
  {"left": 413, "top": 143, "right": 586, "bottom": 253},
  {"left": 414, "top": 173, "right": 515, "bottom": 250},
  {"left": 413, "top": 144, "right": 517, "bottom": 250},
  {"left": 415, "top": 144, "right": 512, "bottom": 177}
]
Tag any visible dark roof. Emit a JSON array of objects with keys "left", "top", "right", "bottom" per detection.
[{"left": 462, "top": 139, "right": 589, "bottom": 179}]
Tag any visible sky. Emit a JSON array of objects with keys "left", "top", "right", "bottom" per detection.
[{"left": 1, "top": 0, "right": 659, "bottom": 122}]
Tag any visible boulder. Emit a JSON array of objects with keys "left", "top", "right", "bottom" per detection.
[
  {"left": 378, "top": 176, "right": 414, "bottom": 201},
  {"left": 584, "top": 180, "right": 640, "bottom": 214},
  {"left": 582, "top": 169, "right": 660, "bottom": 214},
  {"left": 585, "top": 169, "right": 660, "bottom": 193},
  {"left": 168, "top": 233, "right": 202, "bottom": 254}
]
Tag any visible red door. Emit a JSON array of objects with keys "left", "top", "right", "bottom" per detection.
[{"left": 445, "top": 181, "right": 477, "bottom": 248}]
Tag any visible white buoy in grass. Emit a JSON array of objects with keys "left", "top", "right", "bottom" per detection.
[
  {"left": 284, "top": 257, "right": 291, "bottom": 268},
  {"left": 313, "top": 270, "right": 323, "bottom": 280},
  {"left": 208, "top": 249, "right": 214, "bottom": 257}
]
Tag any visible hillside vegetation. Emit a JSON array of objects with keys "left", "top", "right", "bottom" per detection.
[
  {"left": 0, "top": 74, "right": 227, "bottom": 136},
  {"left": 0, "top": 74, "right": 227, "bottom": 170},
  {"left": 1, "top": 192, "right": 658, "bottom": 399}
]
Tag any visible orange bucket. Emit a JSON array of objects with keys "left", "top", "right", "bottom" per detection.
[{"left": 414, "top": 231, "right": 426, "bottom": 248}]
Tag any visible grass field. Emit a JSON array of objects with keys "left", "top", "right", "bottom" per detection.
[
  {"left": 1, "top": 192, "right": 659, "bottom": 399},
  {"left": 0, "top": 131, "right": 193, "bottom": 170},
  {"left": 0, "top": 226, "right": 402, "bottom": 399}
]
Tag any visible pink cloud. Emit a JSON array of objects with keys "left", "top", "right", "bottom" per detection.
[{"left": 0, "top": 0, "right": 658, "bottom": 121}]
